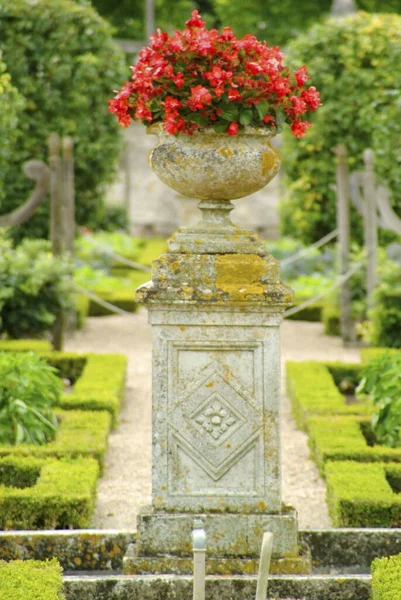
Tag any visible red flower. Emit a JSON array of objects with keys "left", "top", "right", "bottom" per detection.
[
  {"left": 291, "top": 119, "right": 311, "bottom": 138},
  {"left": 228, "top": 88, "right": 242, "bottom": 102},
  {"left": 186, "top": 10, "right": 205, "bottom": 28},
  {"left": 187, "top": 85, "right": 212, "bottom": 110},
  {"left": 227, "top": 122, "right": 239, "bottom": 135},
  {"left": 290, "top": 95, "right": 307, "bottom": 116},
  {"left": 263, "top": 114, "right": 274, "bottom": 124},
  {"left": 301, "top": 86, "right": 321, "bottom": 111},
  {"left": 294, "top": 66, "right": 309, "bottom": 87}
]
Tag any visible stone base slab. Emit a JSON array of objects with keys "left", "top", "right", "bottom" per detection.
[
  {"left": 136, "top": 508, "right": 299, "bottom": 558},
  {"left": 123, "top": 543, "right": 312, "bottom": 576}
]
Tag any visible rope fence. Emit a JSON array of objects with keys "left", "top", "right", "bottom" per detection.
[
  {"left": 83, "top": 237, "right": 152, "bottom": 273},
  {"left": 280, "top": 229, "right": 338, "bottom": 266}
]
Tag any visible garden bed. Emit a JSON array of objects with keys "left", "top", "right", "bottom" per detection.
[{"left": 0, "top": 455, "right": 98, "bottom": 529}]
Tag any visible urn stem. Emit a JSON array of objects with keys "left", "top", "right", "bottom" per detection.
[{"left": 196, "top": 200, "right": 236, "bottom": 231}]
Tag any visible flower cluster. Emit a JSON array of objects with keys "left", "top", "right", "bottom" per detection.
[{"left": 109, "top": 11, "right": 320, "bottom": 137}]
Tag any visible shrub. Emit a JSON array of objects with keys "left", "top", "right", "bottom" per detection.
[
  {"left": 368, "top": 259, "right": 401, "bottom": 348},
  {"left": 325, "top": 461, "right": 401, "bottom": 527},
  {"left": 286, "top": 360, "right": 366, "bottom": 430},
  {"left": 0, "top": 455, "right": 99, "bottom": 529},
  {"left": 0, "top": 558, "right": 64, "bottom": 600},
  {"left": 0, "top": 237, "right": 73, "bottom": 338},
  {"left": 371, "top": 552, "right": 401, "bottom": 600},
  {"left": 0, "top": 0, "right": 126, "bottom": 241},
  {"left": 0, "top": 57, "right": 24, "bottom": 207},
  {"left": 281, "top": 12, "right": 401, "bottom": 244},
  {"left": 0, "top": 352, "right": 61, "bottom": 445},
  {"left": 357, "top": 352, "right": 401, "bottom": 447}
]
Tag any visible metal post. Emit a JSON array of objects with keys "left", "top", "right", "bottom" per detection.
[
  {"left": 48, "top": 132, "right": 64, "bottom": 351},
  {"left": 255, "top": 532, "right": 274, "bottom": 600},
  {"left": 145, "top": 0, "right": 155, "bottom": 41},
  {"left": 192, "top": 520, "right": 206, "bottom": 600},
  {"left": 334, "top": 144, "right": 353, "bottom": 344},
  {"left": 62, "top": 136, "right": 75, "bottom": 255},
  {"left": 363, "top": 149, "right": 378, "bottom": 309}
]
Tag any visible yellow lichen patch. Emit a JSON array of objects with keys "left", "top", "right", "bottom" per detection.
[
  {"left": 261, "top": 151, "right": 279, "bottom": 178},
  {"left": 218, "top": 147, "right": 233, "bottom": 158},
  {"left": 215, "top": 254, "right": 266, "bottom": 286},
  {"left": 205, "top": 381, "right": 214, "bottom": 388}
]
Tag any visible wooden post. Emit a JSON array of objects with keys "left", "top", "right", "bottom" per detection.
[
  {"left": 363, "top": 149, "right": 378, "bottom": 309},
  {"left": 145, "top": 0, "right": 155, "bottom": 41},
  {"left": 63, "top": 136, "right": 75, "bottom": 255},
  {"left": 334, "top": 144, "right": 353, "bottom": 344},
  {"left": 48, "top": 133, "right": 64, "bottom": 351}
]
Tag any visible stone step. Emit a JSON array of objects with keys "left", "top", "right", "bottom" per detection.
[{"left": 63, "top": 573, "right": 371, "bottom": 600}]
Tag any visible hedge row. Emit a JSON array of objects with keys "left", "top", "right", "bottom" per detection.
[
  {"left": 0, "top": 455, "right": 98, "bottom": 529},
  {"left": 0, "top": 410, "right": 111, "bottom": 472},
  {"left": 308, "top": 415, "right": 401, "bottom": 474},
  {"left": 0, "top": 340, "right": 51, "bottom": 352},
  {"left": 371, "top": 552, "right": 401, "bottom": 600},
  {"left": 62, "top": 354, "right": 127, "bottom": 426},
  {"left": 0, "top": 558, "right": 64, "bottom": 600},
  {"left": 360, "top": 348, "right": 401, "bottom": 364},
  {"left": 286, "top": 360, "right": 367, "bottom": 430},
  {"left": 326, "top": 461, "right": 401, "bottom": 528}
]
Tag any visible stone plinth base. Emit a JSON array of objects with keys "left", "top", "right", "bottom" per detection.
[{"left": 123, "top": 507, "right": 311, "bottom": 576}]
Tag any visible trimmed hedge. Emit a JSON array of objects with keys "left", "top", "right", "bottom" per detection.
[
  {"left": 0, "top": 558, "right": 64, "bottom": 600},
  {"left": 371, "top": 552, "right": 401, "bottom": 600},
  {"left": 63, "top": 354, "right": 127, "bottom": 426},
  {"left": 0, "top": 410, "right": 111, "bottom": 471},
  {"left": 361, "top": 348, "right": 401, "bottom": 364},
  {"left": 285, "top": 302, "right": 323, "bottom": 323},
  {"left": 0, "top": 455, "right": 99, "bottom": 529},
  {"left": 0, "top": 340, "right": 51, "bottom": 352},
  {"left": 325, "top": 461, "right": 401, "bottom": 527},
  {"left": 75, "top": 295, "right": 90, "bottom": 330},
  {"left": 286, "top": 360, "right": 367, "bottom": 430},
  {"left": 87, "top": 289, "right": 138, "bottom": 317},
  {"left": 308, "top": 415, "right": 401, "bottom": 474},
  {"left": 322, "top": 303, "right": 340, "bottom": 336}
]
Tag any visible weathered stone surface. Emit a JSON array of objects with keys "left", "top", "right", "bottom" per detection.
[
  {"left": 63, "top": 573, "right": 371, "bottom": 600},
  {"left": 0, "top": 530, "right": 134, "bottom": 571},
  {"left": 136, "top": 509, "right": 298, "bottom": 557},
  {"left": 148, "top": 125, "right": 281, "bottom": 201}
]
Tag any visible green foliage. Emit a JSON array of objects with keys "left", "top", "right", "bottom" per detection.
[
  {"left": 286, "top": 360, "right": 366, "bottom": 430},
  {"left": 281, "top": 12, "right": 401, "bottom": 244},
  {"left": 360, "top": 347, "right": 401, "bottom": 364},
  {"left": 212, "top": 0, "right": 331, "bottom": 46},
  {"left": 357, "top": 352, "right": 401, "bottom": 448},
  {"left": 368, "top": 260, "right": 401, "bottom": 348},
  {"left": 308, "top": 415, "right": 401, "bottom": 473},
  {"left": 0, "top": 455, "right": 99, "bottom": 529},
  {"left": 0, "top": 0, "right": 126, "bottom": 241},
  {"left": 0, "top": 58, "right": 25, "bottom": 207},
  {"left": 371, "top": 552, "right": 401, "bottom": 600},
  {"left": 0, "top": 410, "right": 111, "bottom": 472},
  {"left": 0, "top": 237, "right": 73, "bottom": 338},
  {"left": 0, "top": 352, "right": 60, "bottom": 446},
  {"left": 0, "top": 558, "right": 64, "bottom": 600},
  {"left": 0, "top": 340, "right": 51, "bottom": 352},
  {"left": 266, "top": 237, "right": 336, "bottom": 280},
  {"left": 325, "top": 461, "right": 401, "bottom": 527}
]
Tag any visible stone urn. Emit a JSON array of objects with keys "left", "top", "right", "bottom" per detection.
[{"left": 147, "top": 123, "right": 281, "bottom": 203}]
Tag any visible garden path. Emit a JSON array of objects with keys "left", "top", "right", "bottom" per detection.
[{"left": 65, "top": 310, "right": 360, "bottom": 531}]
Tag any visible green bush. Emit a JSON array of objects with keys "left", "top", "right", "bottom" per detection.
[
  {"left": 368, "top": 260, "right": 401, "bottom": 348},
  {"left": 0, "top": 410, "right": 111, "bottom": 471},
  {"left": 0, "top": 339, "right": 51, "bottom": 352},
  {"left": 0, "top": 455, "right": 99, "bottom": 529},
  {"left": 0, "top": 0, "right": 126, "bottom": 241},
  {"left": 281, "top": 12, "right": 401, "bottom": 244},
  {"left": 0, "top": 237, "right": 72, "bottom": 338},
  {"left": 308, "top": 415, "right": 401, "bottom": 473},
  {"left": 325, "top": 461, "right": 401, "bottom": 527},
  {"left": 357, "top": 352, "right": 401, "bottom": 447},
  {"left": 371, "top": 552, "right": 401, "bottom": 600},
  {"left": 0, "top": 558, "right": 64, "bottom": 600},
  {"left": 286, "top": 360, "right": 366, "bottom": 430},
  {"left": 0, "top": 57, "right": 24, "bottom": 207},
  {"left": 322, "top": 302, "right": 340, "bottom": 336},
  {"left": 360, "top": 348, "right": 401, "bottom": 364},
  {"left": 0, "top": 352, "right": 60, "bottom": 445}
]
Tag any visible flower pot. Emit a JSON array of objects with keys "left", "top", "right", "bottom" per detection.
[{"left": 148, "top": 124, "right": 281, "bottom": 201}]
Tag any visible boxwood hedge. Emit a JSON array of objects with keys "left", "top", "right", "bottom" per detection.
[
  {"left": 0, "top": 0, "right": 126, "bottom": 241},
  {"left": 371, "top": 552, "right": 401, "bottom": 600},
  {"left": 0, "top": 558, "right": 64, "bottom": 600}
]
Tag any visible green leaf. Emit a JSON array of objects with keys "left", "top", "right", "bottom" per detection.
[
  {"left": 212, "top": 121, "right": 229, "bottom": 133},
  {"left": 239, "top": 108, "right": 253, "bottom": 125}
]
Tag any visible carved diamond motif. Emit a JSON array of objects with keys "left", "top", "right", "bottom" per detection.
[{"left": 168, "top": 361, "right": 262, "bottom": 480}]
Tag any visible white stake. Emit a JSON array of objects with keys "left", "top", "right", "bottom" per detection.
[
  {"left": 192, "top": 519, "right": 206, "bottom": 600},
  {"left": 255, "top": 532, "right": 274, "bottom": 600}
]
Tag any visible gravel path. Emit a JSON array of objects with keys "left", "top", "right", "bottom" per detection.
[{"left": 66, "top": 310, "right": 360, "bottom": 530}]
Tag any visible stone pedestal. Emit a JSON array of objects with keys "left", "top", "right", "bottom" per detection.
[{"left": 131, "top": 200, "right": 310, "bottom": 575}]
